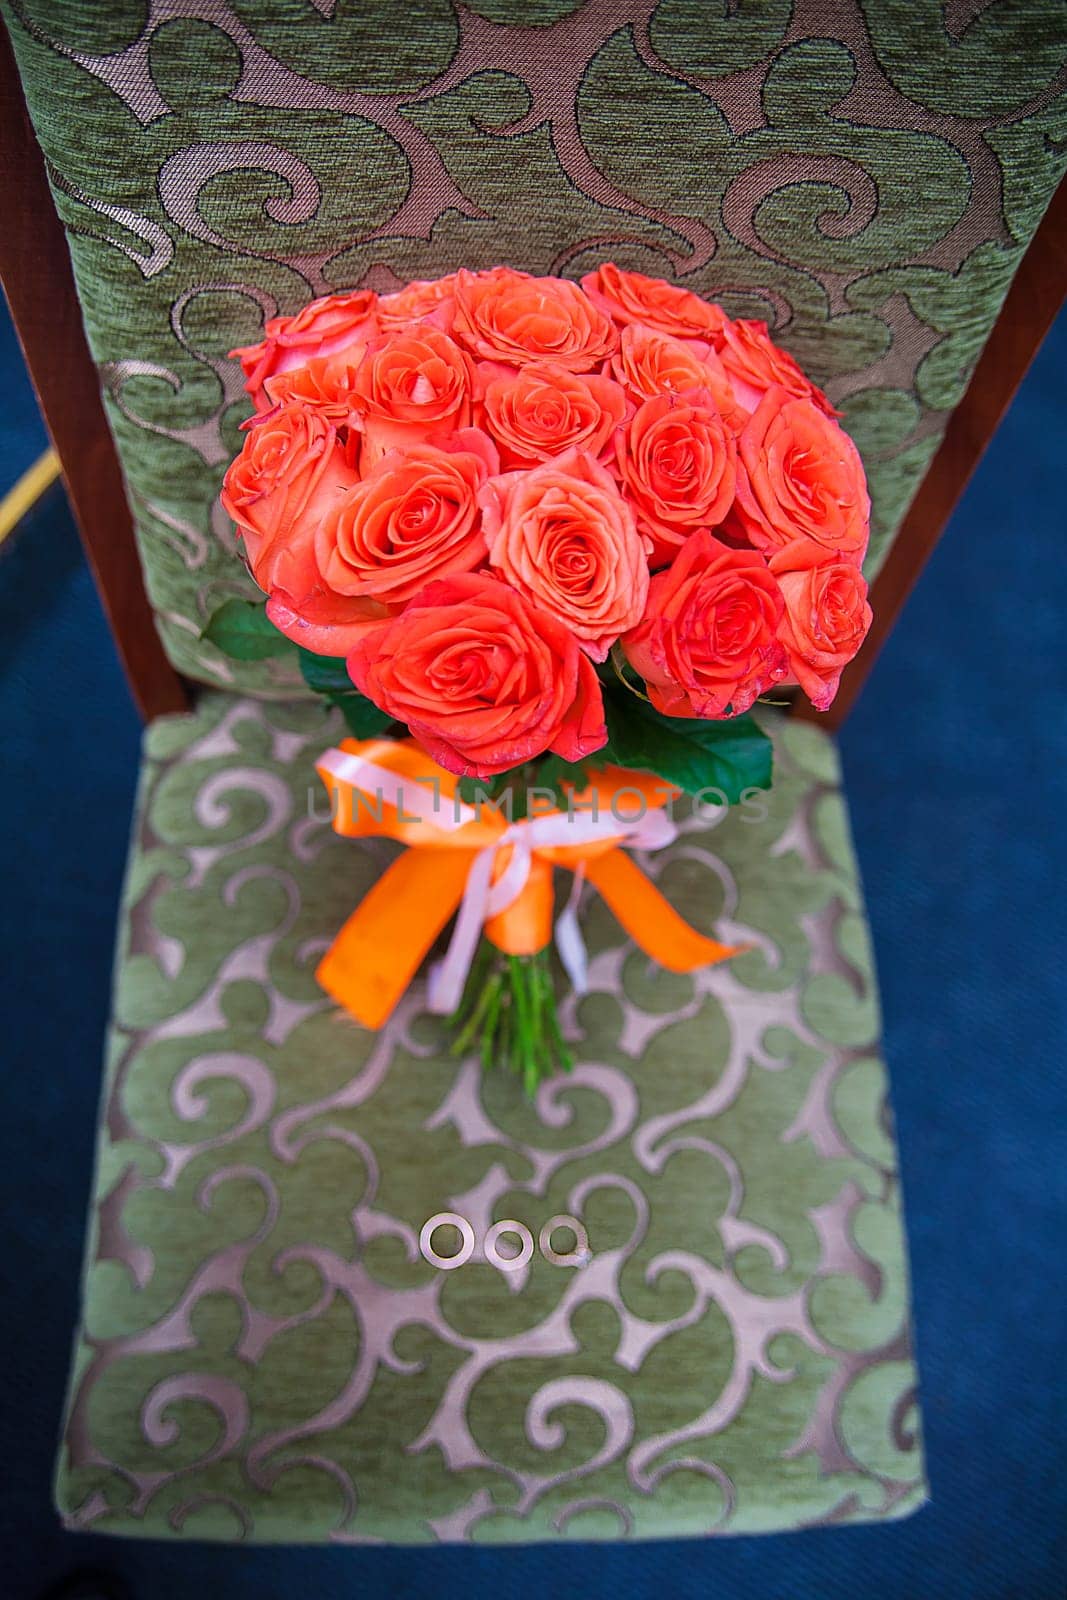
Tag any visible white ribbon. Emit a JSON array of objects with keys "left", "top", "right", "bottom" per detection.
[{"left": 317, "top": 746, "right": 478, "bottom": 830}]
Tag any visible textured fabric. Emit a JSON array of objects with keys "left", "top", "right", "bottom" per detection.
[
  {"left": 4, "top": 1, "right": 1065, "bottom": 691},
  {"left": 55, "top": 693, "right": 924, "bottom": 1543}
]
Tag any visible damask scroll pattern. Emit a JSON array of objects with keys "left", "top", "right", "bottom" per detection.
[
  {"left": 57, "top": 697, "right": 924, "bottom": 1542},
  {"left": 5, "top": 0, "right": 1065, "bottom": 689}
]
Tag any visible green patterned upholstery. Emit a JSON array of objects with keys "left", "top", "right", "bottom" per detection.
[
  {"left": 57, "top": 697, "right": 924, "bottom": 1542},
  {"left": 4, "top": 1, "right": 1066, "bottom": 691}
]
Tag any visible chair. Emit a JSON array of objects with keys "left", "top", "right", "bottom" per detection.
[{"left": 2, "top": 1, "right": 1064, "bottom": 1546}]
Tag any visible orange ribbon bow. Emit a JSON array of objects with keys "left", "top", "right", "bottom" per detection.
[{"left": 315, "top": 738, "right": 743, "bottom": 1029}]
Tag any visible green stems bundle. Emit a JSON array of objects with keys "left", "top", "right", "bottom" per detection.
[{"left": 447, "top": 940, "right": 573, "bottom": 1095}]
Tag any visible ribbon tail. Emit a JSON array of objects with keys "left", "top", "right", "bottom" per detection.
[
  {"left": 317, "top": 847, "right": 472, "bottom": 1029},
  {"left": 426, "top": 844, "right": 497, "bottom": 1017},
  {"left": 583, "top": 851, "right": 747, "bottom": 973},
  {"left": 554, "top": 863, "right": 589, "bottom": 996}
]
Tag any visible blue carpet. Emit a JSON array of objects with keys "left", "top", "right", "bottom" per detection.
[
  {"left": 0, "top": 298, "right": 48, "bottom": 480},
  {"left": 1, "top": 306, "right": 1064, "bottom": 1598}
]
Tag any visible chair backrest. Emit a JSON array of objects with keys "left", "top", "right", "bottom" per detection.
[{"left": 2, "top": 2, "right": 1065, "bottom": 725}]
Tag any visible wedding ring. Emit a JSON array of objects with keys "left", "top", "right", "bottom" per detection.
[
  {"left": 539, "top": 1214, "right": 590, "bottom": 1267},
  {"left": 419, "top": 1212, "right": 475, "bottom": 1270},
  {"left": 484, "top": 1219, "right": 534, "bottom": 1273}
]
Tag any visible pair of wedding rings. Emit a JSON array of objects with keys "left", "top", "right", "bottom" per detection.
[{"left": 418, "top": 1212, "right": 590, "bottom": 1272}]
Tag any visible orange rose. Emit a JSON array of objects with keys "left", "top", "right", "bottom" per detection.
[
  {"left": 378, "top": 273, "right": 459, "bottom": 328},
  {"left": 351, "top": 326, "right": 475, "bottom": 465},
  {"left": 733, "top": 388, "right": 870, "bottom": 562},
  {"left": 231, "top": 290, "right": 379, "bottom": 413},
  {"left": 452, "top": 267, "right": 617, "bottom": 372},
  {"left": 615, "top": 390, "right": 738, "bottom": 565},
  {"left": 718, "top": 319, "right": 837, "bottom": 418},
  {"left": 610, "top": 323, "right": 746, "bottom": 432},
  {"left": 479, "top": 360, "right": 626, "bottom": 468},
  {"left": 346, "top": 573, "right": 607, "bottom": 778},
  {"left": 220, "top": 403, "right": 384, "bottom": 656},
  {"left": 581, "top": 264, "right": 728, "bottom": 343},
  {"left": 479, "top": 450, "right": 648, "bottom": 660},
  {"left": 221, "top": 403, "right": 358, "bottom": 574},
  {"left": 623, "top": 529, "right": 786, "bottom": 718},
  {"left": 263, "top": 591, "right": 389, "bottom": 658},
  {"left": 264, "top": 350, "right": 365, "bottom": 423},
  {"left": 770, "top": 539, "right": 872, "bottom": 710},
  {"left": 315, "top": 434, "right": 495, "bottom": 605}
]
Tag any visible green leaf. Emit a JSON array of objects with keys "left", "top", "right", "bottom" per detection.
[
  {"left": 333, "top": 692, "right": 395, "bottom": 739},
  {"left": 456, "top": 776, "right": 492, "bottom": 806},
  {"left": 200, "top": 608, "right": 392, "bottom": 733},
  {"left": 201, "top": 598, "right": 292, "bottom": 661},
  {"left": 533, "top": 752, "right": 592, "bottom": 809},
  {"left": 297, "top": 649, "right": 354, "bottom": 695},
  {"left": 600, "top": 688, "right": 773, "bottom": 802},
  {"left": 296, "top": 648, "right": 394, "bottom": 737},
  {"left": 456, "top": 771, "right": 515, "bottom": 805}
]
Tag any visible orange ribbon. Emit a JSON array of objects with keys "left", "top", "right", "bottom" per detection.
[{"left": 315, "top": 738, "right": 744, "bottom": 1029}]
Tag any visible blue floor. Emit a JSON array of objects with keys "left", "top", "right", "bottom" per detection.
[{"left": 1, "top": 304, "right": 1064, "bottom": 1598}]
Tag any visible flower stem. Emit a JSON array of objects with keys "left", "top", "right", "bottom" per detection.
[{"left": 447, "top": 942, "right": 573, "bottom": 1092}]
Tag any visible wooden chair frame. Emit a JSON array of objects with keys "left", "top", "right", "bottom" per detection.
[{"left": 2, "top": 27, "right": 1064, "bottom": 729}]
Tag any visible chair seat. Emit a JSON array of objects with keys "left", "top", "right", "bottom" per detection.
[{"left": 57, "top": 692, "right": 926, "bottom": 1544}]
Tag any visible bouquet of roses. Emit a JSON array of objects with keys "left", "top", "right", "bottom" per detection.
[{"left": 207, "top": 265, "right": 872, "bottom": 1090}]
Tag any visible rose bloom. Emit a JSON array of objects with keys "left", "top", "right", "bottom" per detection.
[
  {"left": 346, "top": 573, "right": 607, "bottom": 777},
  {"left": 615, "top": 390, "right": 738, "bottom": 565},
  {"left": 220, "top": 402, "right": 385, "bottom": 656},
  {"left": 610, "top": 323, "right": 746, "bottom": 431},
  {"left": 770, "top": 539, "right": 872, "bottom": 710},
  {"left": 352, "top": 326, "right": 475, "bottom": 464},
  {"left": 581, "top": 264, "right": 729, "bottom": 343},
  {"left": 316, "top": 434, "right": 495, "bottom": 606},
  {"left": 623, "top": 529, "right": 787, "bottom": 719},
  {"left": 480, "top": 449, "right": 648, "bottom": 660},
  {"left": 718, "top": 318, "right": 837, "bottom": 418},
  {"left": 264, "top": 350, "right": 365, "bottom": 423},
  {"left": 231, "top": 289, "right": 379, "bottom": 412},
  {"left": 221, "top": 402, "right": 358, "bottom": 561},
  {"left": 378, "top": 273, "right": 459, "bottom": 328},
  {"left": 451, "top": 267, "right": 617, "bottom": 372},
  {"left": 733, "top": 387, "right": 870, "bottom": 561},
  {"left": 480, "top": 360, "right": 626, "bottom": 468}
]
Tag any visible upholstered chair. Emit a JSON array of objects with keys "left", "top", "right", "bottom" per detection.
[{"left": 2, "top": 0, "right": 1063, "bottom": 1546}]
